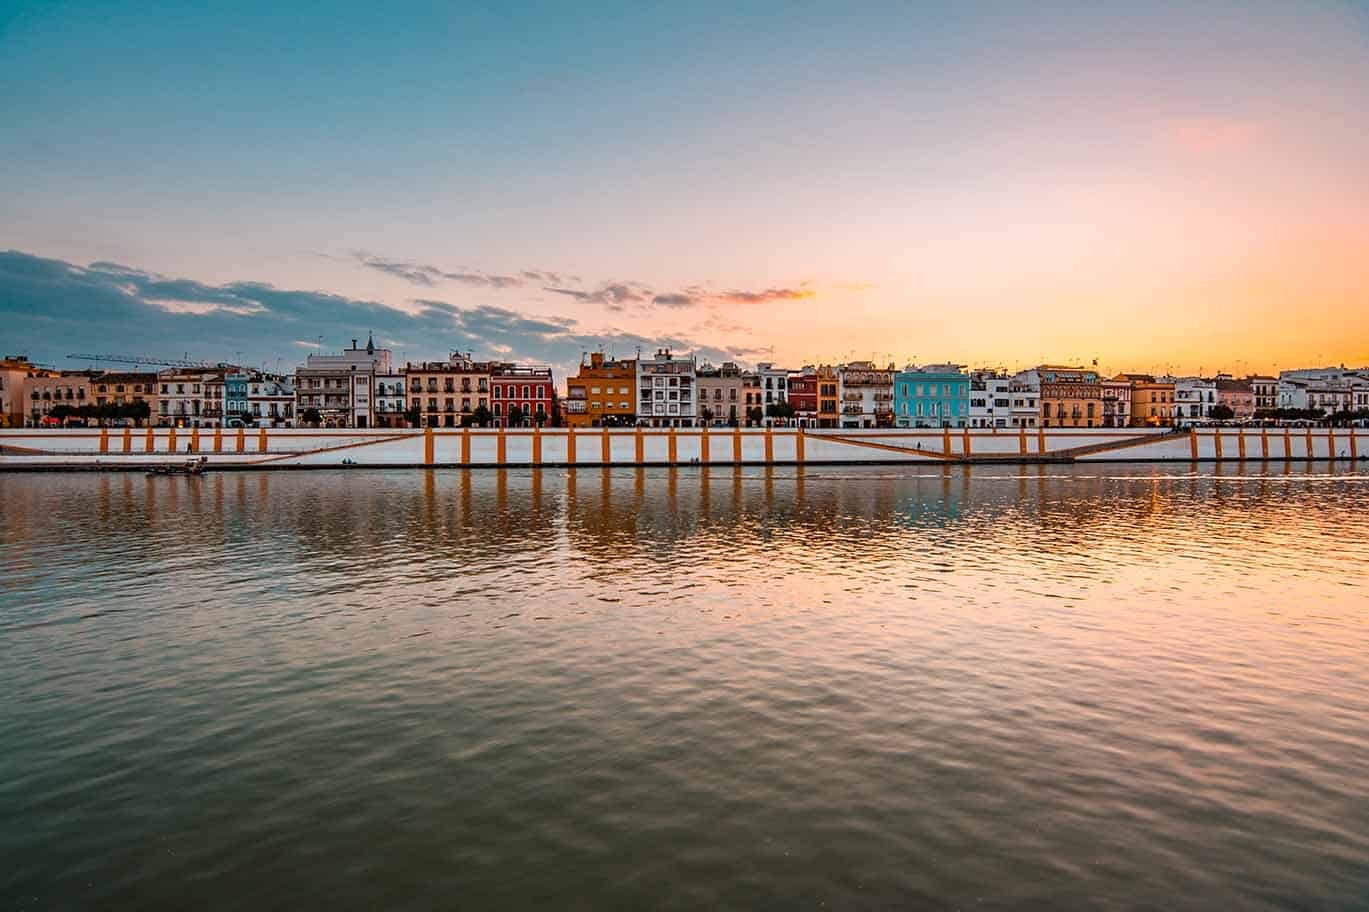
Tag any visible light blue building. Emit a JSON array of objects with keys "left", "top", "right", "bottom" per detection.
[{"left": 894, "top": 365, "right": 969, "bottom": 428}]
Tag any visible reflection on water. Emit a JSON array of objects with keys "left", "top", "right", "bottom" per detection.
[{"left": 2, "top": 465, "right": 1368, "bottom": 909}]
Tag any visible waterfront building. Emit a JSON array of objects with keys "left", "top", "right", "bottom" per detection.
[
  {"left": 0, "top": 356, "right": 37, "bottom": 427},
  {"left": 1101, "top": 376, "right": 1131, "bottom": 427},
  {"left": 1249, "top": 375, "right": 1278, "bottom": 412},
  {"left": 968, "top": 370, "right": 1013, "bottom": 429},
  {"left": 839, "top": 361, "right": 895, "bottom": 428},
  {"left": 1277, "top": 367, "right": 1369, "bottom": 416},
  {"left": 1171, "top": 376, "right": 1218, "bottom": 425},
  {"left": 371, "top": 372, "right": 407, "bottom": 428},
  {"left": 405, "top": 353, "right": 491, "bottom": 428},
  {"left": 815, "top": 365, "right": 841, "bottom": 428},
  {"left": 92, "top": 371, "right": 158, "bottom": 424},
  {"left": 565, "top": 353, "right": 636, "bottom": 428},
  {"left": 1120, "top": 374, "right": 1175, "bottom": 427},
  {"left": 754, "top": 363, "right": 790, "bottom": 415},
  {"left": 491, "top": 363, "right": 554, "bottom": 427},
  {"left": 246, "top": 374, "right": 296, "bottom": 427},
  {"left": 894, "top": 364, "right": 969, "bottom": 428},
  {"left": 787, "top": 368, "right": 818, "bottom": 427},
  {"left": 157, "top": 368, "right": 228, "bottom": 428},
  {"left": 225, "top": 371, "right": 251, "bottom": 423},
  {"left": 636, "top": 349, "right": 697, "bottom": 427},
  {"left": 697, "top": 362, "right": 745, "bottom": 426},
  {"left": 26, "top": 370, "right": 98, "bottom": 426},
  {"left": 1215, "top": 377, "right": 1255, "bottom": 419},
  {"left": 294, "top": 335, "right": 393, "bottom": 428},
  {"left": 1020, "top": 366, "right": 1102, "bottom": 428}
]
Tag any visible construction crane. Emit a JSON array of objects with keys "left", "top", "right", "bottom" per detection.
[{"left": 68, "top": 353, "right": 215, "bottom": 369}]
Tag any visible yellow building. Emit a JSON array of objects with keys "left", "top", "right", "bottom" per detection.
[
  {"left": 0, "top": 356, "right": 37, "bottom": 427},
  {"left": 816, "top": 365, "right": 840, "bottom": 428},
  {"left": 565, "top": 353, "right": 636, "bottom": 427},
  {"left": 1121, "top": 374, "right": 1175, "bottom": 427},
  {"left": 1037, "top": 366, "right": 1103, "bottom": 428}
]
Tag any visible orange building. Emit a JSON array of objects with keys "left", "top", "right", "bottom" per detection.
[
  {"left": 816, "top": 365, "right": 840, "bottom": 428},
  {"left": 565, "top": 353, "right": 636, "bottom": 427},
  {"left": 1118, "top": 374, "right": 1175, "bottom": 427}
]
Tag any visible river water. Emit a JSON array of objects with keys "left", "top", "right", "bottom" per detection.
[{"left": 2, "top": 465, "right": 1368, "bottom": 909}]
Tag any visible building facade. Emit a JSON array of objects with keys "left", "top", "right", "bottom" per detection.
[
  {"left": 92, "top": 371, "right": 159, "bottom": 425},
  {"left": 157, "top": 369, "right": 227, "bottom": 428},
  {"left": 0, "top": 357, "right": 37, "bottom": 427},
  {"left": 968, "top": 370, "right": 1013, "bottom": 428},
  {"left": 1215, "top": 377, "right": 1255, "bottom": 419},
  {"left": 294, "top": 336, "right": 393, "bottom": 428},
  {"left": 816, "top": 365, "right": 841, "bottom": 428},
  {"left": 894, "top": 365, "right": 969, "bottom": 428},
  {"left": 839, "top": 361, "right": 895, "bottom": 428},
  {"left": 788, "top": 369, "right": 818, "bottom": 427},
  {"left": 565, "top": 353, "right": 636, "bottom": 428},
  {"left": 246, "top": 374, "right": 295, "bottom": 427},
  {"left": 1249, "top": 375, "right": 1278, "bottom": 413},
  {"left": 697, "top": 362, "right": 744, "bottom": 426},
  {"left": 491, "top": 364, "right": 554, "bottom": 427},
  {"left": 1101, "top": 376, "right": 1131, "bottom": 428},
  {"left": 1124, "top": 375, "right": 1175, "bottom": 427},
  {"left": 1023, "top": 366, "right": 1102, "bottom": 428},
  {"left": 27, "top": 370, "right": 98, "bottom": 426},
  {"left": 406, "top": 354, "right": 491, "bottom": 428},
  {"left": 637, "top": 349, "right": 697, "bottom": 427}
]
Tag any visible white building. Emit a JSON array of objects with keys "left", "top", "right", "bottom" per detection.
[
  {"left": 754, "top": 363, "right": 790, "bottom": 414},
  {"left": 1171, "top": 376, "right": 1218, "bottom": 425},
  {"left": 968, "top": 370, "right": 1013, "bottom": 428},
  {"left": 373, "top": 372, "right": 407, "bottom": 428},
  {"left": 1277, "top": 367, "right": 1369, "bottom": 416},
  {"left": 294, "top": 335, "right": 393, "bottom": 428},
  {"left": 636, "top": 349, "right": 698, "bottom": 427},
  {"left": 246, "top": 374, "right": 295, "bottom": 427},
  {"left": 1101, "top": 376, "right": 1130, "bottom": 427},
  {"left": 156, "top": 368, "right": 227, "bottom": 428},
  {"left": 838, "top": 361, "right": 895, "bottom": 428}
]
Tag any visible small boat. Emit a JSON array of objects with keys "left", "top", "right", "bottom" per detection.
[{"left": 147, "top": 457, "right": 210, "bottom": 477}]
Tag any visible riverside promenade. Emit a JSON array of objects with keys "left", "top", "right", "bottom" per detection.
[{"left": 0, "top": 426, "right": 1364, "bottom": 469}]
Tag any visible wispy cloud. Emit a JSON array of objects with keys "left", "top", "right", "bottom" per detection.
[{"left": 355, "top": 253, "right": 561, "bottom": 289}]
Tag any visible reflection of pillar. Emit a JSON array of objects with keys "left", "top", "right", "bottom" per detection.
[
  {"left": 600, "top": 467, "right": 611, "bottom": 516},
  {"left": 213, "top": 473, "right": 223, "bottom": 511},
  {"left": 497, "top": 468, "right": 508, "bottom": 513},
  {"left": 667, "top": 466, "right": 678, "bottom": 509},
  {"left": 257, "top": 472, "right": 268, "bottom": 502},
  {"left": 634, "top": 467, "right": 644, "bottom": 501},
  {"left": 424, "top": 465, "right": 435, "bottom": 517},
  {"left": 733, "top": 465, "right": 743, "bottom": 504},
  {"left": 530, "top": 466, "right": 542, "bottom": 514},
  {"left": 460, "top": 468, "right": 472, "bottom": 524}
]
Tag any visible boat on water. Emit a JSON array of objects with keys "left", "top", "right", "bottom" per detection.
[{"left": 147, "top": 457, "right": 210, "bottom": 477}]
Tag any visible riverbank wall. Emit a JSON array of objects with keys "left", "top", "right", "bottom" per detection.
[{"left": 0, "top": 426, "right": 1364, "bottom": 470}]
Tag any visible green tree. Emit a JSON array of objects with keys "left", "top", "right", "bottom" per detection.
[
  {"left": 700, "top": 406, "right": 714, "bottom": 424},
  {"left": 301, "top": 408, "right": 322, "bottom": 427},
  {"left": 1209, "top": 404, "right": 1235, "bottom": 421},
  {"left": 747, "top": 406, "right": 764, "bottom": 426},
  {"left": 125, "top": 400, "right": 151, "bottom": 427},
  {"left": 765, "top": 401, "right": 796, "bottom": 423},
  {"left": 507, "top": 405, "right": 524, "bottom": 427},
  {"left": 471, "top": 405, "right": 493, "bottom": 427},
  {"left": 403, "top": 405, "right": 421, "bottom": 428}
]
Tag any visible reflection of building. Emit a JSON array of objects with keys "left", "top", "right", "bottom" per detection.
[
  {"left": 294, "top": 335, "right": 392, "bottom": 428},
  {"left": 1022, "top": 366, "right": 1100, "bottom": 429},
  {"left": 697, "top": 362, "right": 744, "bottom": 426},
  {"left": 565, "top": 353, "right": 635, "bottom": 428},
  {"left": 491, "top": 364, "right": 554, "bottom": 427},
  {"left": 405, "top": 353, "right": 490, "bottom": 428},
  {"left": 894, "top": 365, "right": 969, "bottom": 428},
  {"left": 839, "top": 361, "right": 895, "bottom": 428},
  {"left": 637, "top": 349, "right": 697, "bottom": 427}
]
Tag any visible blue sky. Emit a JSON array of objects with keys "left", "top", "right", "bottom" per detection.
[{"left": 2, "top": 0, "right": 1367, "bottom": 378}]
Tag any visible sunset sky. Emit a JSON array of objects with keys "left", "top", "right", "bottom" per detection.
[{"left": 3, "top": 0, "right": 1367, "bottom": 380}]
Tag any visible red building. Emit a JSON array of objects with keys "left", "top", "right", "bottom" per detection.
[
  {"left": 788, "top": 370, "right": 818, "bottom": 427},
  {"left": 491, "top": 364, "right": 554, "bottom": 427}
]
